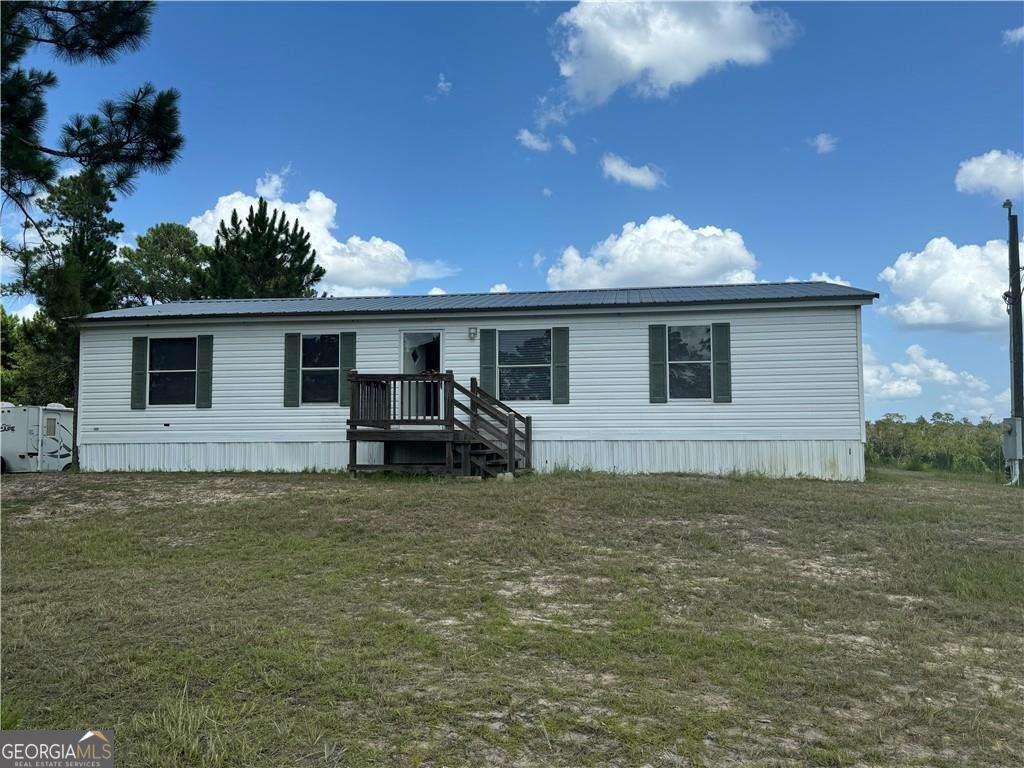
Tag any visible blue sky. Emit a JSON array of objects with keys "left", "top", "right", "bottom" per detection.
[{"left": 3, "top": 2, "right": 1023, "bottom": 420}]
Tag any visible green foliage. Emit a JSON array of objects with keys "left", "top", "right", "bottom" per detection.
[
  {"left": 2, "top": 171, "right": 124, "bottom": 406},
  {"left": 118, "top": 222, "right": 210, "bottom": 306},
  {"left": 1, "top": 1, "right": 182, "bottom": 222},
  {"left": 1, "top": 306, "right": 23, "bottom": 397},
  {"left": 203, "top": 197, "right": 325, "bottom": 299},
  {"left": 866, "top": 412, "right": 1005, "bottom": 474},
  {"left": 2, "top": 311, "right": 74, "bottom": 406}
]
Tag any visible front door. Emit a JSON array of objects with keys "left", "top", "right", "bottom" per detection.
[{"left": 401, "top": 331, "right": 442, "bottom": 419}]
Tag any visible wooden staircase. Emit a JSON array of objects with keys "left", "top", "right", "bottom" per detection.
[{"left": 345, "top": 371, "right": 532, "bottom": 477}]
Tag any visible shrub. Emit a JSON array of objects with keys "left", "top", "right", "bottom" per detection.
[{"left": 866, "top": 413, "right": 1005, "bottom": 474}]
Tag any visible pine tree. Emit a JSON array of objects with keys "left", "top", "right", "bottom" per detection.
[
  {"left": 1, "top": 2, "right": 183, "bottom": 235},
  {"left": 204, "top": 198, "right": 325, "bottom": 298},
  {"left": 119, "top": 222, "right": 211, "bottom": 306},
  {"left": 0, "top": 306, "right": 23, "bottom": 397},
  {"left": 2, "top": 171, "right": 124, "bottom": 408}
]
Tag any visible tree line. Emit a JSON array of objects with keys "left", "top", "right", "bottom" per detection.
[
  {"left": 1, "top": 172, "right": 326, "bottom": 406},
  {"left": 1, "top": 2, "right": 327, "bottom": 408},
  {"left": 866, "top": 412, "right": 1006, "bottom": 475}
]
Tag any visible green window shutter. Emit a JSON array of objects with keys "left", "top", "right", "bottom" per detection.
[
  {"left": 479, "top": 328, "right": 496, "bottom": 396},
  {"left": 712, "top": 323, "right": 732, "bottom": 403},
  {"left": 339, "top": 332, "right": 356, "bottom": 406},
  {"left": 196, "top": 335, "right": 213, "bottom": 409},
  {"left": 283, "top": 333, "right": 300, "bottom": 407},
  {"left": 131, "top": 336, "right": 148, "bottom": 410},
  {"left": 552, "top": 326, "right": 570, "bottom": 404},
  {"left": 648, "top": 325, "right": 667, "bottom": 404}
]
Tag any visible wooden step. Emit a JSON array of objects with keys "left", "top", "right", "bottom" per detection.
[{"left": 468, "top": 455, "right": 499, "bottom": 477}]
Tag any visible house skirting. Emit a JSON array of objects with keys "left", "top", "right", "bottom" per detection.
[{"left": 79, "top": 439, "right": 864, "bottom": 481}]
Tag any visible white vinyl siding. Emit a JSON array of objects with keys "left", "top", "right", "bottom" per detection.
[{"left": 76, "top": 303, "right": 866, "bottom": 477}]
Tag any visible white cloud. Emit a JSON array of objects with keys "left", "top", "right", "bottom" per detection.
[
  {"left": 13, "top": 302, "right": 39, "bottom": 320},
  {"left": 558, "top": 135, "right": 576, "bottom": 154},
  {"left": 808, "top": 132, "right": 837, "bottom": 154},
  {"left": 1004, "top": 26, "right": 1024, "bottom": 45},
  {"left": 864, "top": 344, "right": 997, "bottom": 413},
  {"left": 535, "top": 95, "right": 569, "bottom": 130},
  {"left": 942, "top": 387, "right": 1010, "bottom": 421},
  {"left": 878, "top": 237, "right": 1011, "bottom": 330},
  {"left": 954, "top": 149, "right": 1024, "bottom": 201},
  {"left": 864, "top": 346, "right": 921, "bottom": 399},
  {"left": 542, "top": 187, "right": 553, "bottom": 198},
  {"left": 600, "top": 153, "right": 664, "bottom": 189},
  {"left": 809, "top": 271, "right": 850, "bottom": 286},
  {"left": 891, "top": 345, "right": 962, "bottom": 387},
  {"left": 188, "top": 180, "right": 455, "bottom": 297},
  {"left": 554, "top": 1, "right": 794, "bottom": 106},
  {"left": 427, "top": 286, "right": 447, "bottom": 296},
  {"left": 325, "top": 285, "right": 392, "bottom": 297},
  {"left": 516, "top": 129, "right": 551, "bottom": 152},
  {"left": 489, "top": 283, "right": 509, "bottom": 293},
  {"left": 255, "top": 165, "right": 291, "bottom": 199},
  {"left": 532, "top": 252, "right": 546, "bottom": 270},
  {"left": 546, "top": 214, "right": 757, "bottom": 290},
  {"left": 436, "top": 73, "right": 452, "bottom": 96},
  {"left": 785, "top": 272, "right": 852, "bottom": 286}
]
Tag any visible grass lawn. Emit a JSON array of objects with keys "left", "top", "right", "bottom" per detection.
[{"left": 2, "top": 469, "right": 1021, "bottom": 767}]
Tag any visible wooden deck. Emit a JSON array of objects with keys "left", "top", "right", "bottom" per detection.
[{"left": 346, "top": 371, "right": 532, "bottom": 477}]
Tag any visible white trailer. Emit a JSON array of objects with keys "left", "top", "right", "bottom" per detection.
[{"left": 1, "top": 403, "right": 74, "bottom": 472}]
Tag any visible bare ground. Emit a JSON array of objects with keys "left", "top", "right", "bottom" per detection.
[{"left": 2, "top": 468, "right": 1021, "bottom": 767}]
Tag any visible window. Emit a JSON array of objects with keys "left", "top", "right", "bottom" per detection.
[
  {"left": 668, "top": 325, "right": 712, "bottom": 399},
  {"left": 149, "top": 338, "right": 197, "bottom": 405},
  {"left": 301, "top": 334, "right": 339, "bottom": 403},
  {"left": 498, "top": 329, "right": 551, "bottom": 401},
  {"left": 45, "top": 417, "right": 56, "bottom": 437}
]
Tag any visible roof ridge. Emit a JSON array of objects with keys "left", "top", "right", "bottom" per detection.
[{"left": 157, "top": 280, "right": 852, "bottom": 306}]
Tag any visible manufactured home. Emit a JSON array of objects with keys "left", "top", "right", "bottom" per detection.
[{"left": 76, "top": 282, "right": 877, "bottom": 480}]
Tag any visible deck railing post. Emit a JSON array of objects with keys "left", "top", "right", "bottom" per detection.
[
  {"left": 349, "top": 371, "right": 360, "bottom": 424},
  {"left": 470, "top": 377, "right": 480, "bottom": 432},
  {"left": 347, "top": 371, "right": 358, "bottom": 472},
  {"left": 506, "top": 412, "right": 515, "bottom": 473},
  {"left": 444, "top": 370, "right": 455, "bottom": 430},
  {"left": 524, "top": 415, "right": 532, "bottom": 471}
]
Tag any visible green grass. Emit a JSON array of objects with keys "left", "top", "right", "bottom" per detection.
[{"left": 2, "top": 469, "right": 1022, "bottom": 767}]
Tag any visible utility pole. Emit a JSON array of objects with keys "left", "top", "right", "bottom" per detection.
[{"left": 1003, "top": 200, "right": 1023, "bottom": 485}]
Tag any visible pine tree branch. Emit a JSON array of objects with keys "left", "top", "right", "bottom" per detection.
[
  {"left": 16, "top": 136, "right": 76, "bottom": 159},
  {"left": 0, "top": 183, "right": 52, "bottom": 249}
]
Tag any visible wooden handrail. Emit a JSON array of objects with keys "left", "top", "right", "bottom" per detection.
[
  {"left": 347, "top": 370, "right": 533, "bottom": 473},
  {"left": 461, "top": 378, "right": 530, "bottom": 425},
  {"left": 349, "top": 372, "right": 450, "bottom": 382},
  {"left": 451, "top": 400, "right": 527, "bottom": 457},
  {"left": 452, "top": 384, "right": 527, "bottom": 440}
]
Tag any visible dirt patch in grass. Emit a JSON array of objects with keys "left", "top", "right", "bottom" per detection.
[{"left": 2, "top": 468, "right": 1022, "bottom": 767}]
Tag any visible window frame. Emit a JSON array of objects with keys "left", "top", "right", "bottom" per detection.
[
  {"left": 300, "top": 333, "right": 341, "bottom": 406},
  {"left": 497, "top": 327, "right": 553, "bottom": 402},
  {"left": 147, "top": 336, "right": 198, "bottom": 407},
  {"left": 666, "top": 324, "right": 714, "bottom": 402}
]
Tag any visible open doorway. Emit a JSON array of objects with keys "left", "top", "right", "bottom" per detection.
[
  {"left": 401, "top": 331, "right": 442, "bottom": 418},
  {"left": 402, "top": 331, "right": 441, "bottom": 375}
]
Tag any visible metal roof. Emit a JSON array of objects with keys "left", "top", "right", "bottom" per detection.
[{"left": 82, "top": 282, "right": 878, "bottom": 321}]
